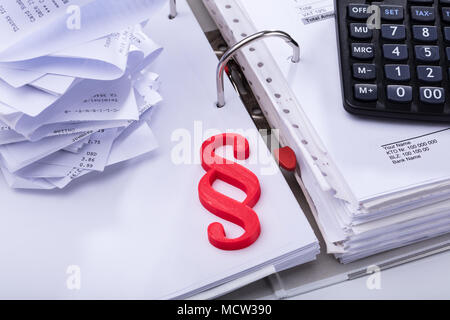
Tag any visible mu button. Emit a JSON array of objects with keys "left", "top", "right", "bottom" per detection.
[{"left": 350, "top": 23, "right": 373, "bottom": 39}]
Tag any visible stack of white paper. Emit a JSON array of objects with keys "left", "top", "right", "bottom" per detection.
[
  {"left": 0, "top": 0, "right": 166, "bottom": 189},
  {"left": 0, "top": 1, "right": 320, "bottom": 299},
  {"left": 219, "top": 0, "right": 450, "bottom": 263}
]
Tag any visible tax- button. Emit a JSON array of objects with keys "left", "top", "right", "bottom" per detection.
[
  {"left": 351, "top": 43, "right": 375, "bottom": 59},
  {"left": 354, "top": 84, "right": 378, "bottom": 101},
  {"left": 411, "top": 6, "right": 435, "bottom": 22}
]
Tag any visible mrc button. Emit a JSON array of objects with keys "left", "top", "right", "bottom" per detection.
[{"left": 351, "top": 43, "right": 375, "bottom": 59}]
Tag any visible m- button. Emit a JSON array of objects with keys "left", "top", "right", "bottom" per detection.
[{"left": 353, "top": 63, "right": 376, "bottom": 80}]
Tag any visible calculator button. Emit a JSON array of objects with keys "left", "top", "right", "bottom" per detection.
[
  {"left": 381, "top": 6, "right": 404, "bottom": 21},
  {"left": 385, "top": 65, "right": 411, "bottom": 81},
  {"left": 354, "top": 84, "right": 378, "bottom": 101},
  {"left": 417, "top": 66, "right": 443, "bottom": 82},
  {"left": 447, "top": 47, "right": 450, "bottom": 61},
  {"left": 350, "top": 23, "right": 373, "bottom": 39},
  {"left": 415, "top": 46, "right": 440, "bottom": 62},
  {"left": 387, "top": 85, "right": 413, "bottom": 103},
  {"left": 383, "top": 44, "right": 408, "bottom": 61},
  {"left": 443, "top": 8, "right": 450, "bottom": 22},
  {"left": 353, "top": 64, "right": 376, "bottom": 80},
  {"left": 351, "top": 43, "right": 375, "bottom": 59},
  {"left": 419, "top": 87, "right": 445, "bottom": 104},
  {"left": 381, "top": 25, "right": 406, "bottom": 40},
  {"left": 348, "top": 4, "right": 371, "bottom": 20},
  {"left": 412, "top": 26, "right": 437, "bottom": 42},
  {"left": 444, "top": 27, "right": 450, "bottom": 41},
  {"left": 411, "top": 6, "right": 436, "bottom": 22}
]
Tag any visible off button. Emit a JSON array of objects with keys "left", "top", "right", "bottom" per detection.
[{"left": 348, "top": 4, "right": 371, "bottom": 20}]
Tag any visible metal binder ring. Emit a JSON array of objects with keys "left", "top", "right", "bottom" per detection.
[
  {"left": 169, "top": 0, "right": 177, "bottom": 19},
  {"left": 216, "top": 30, "right": 300, "bottom": 108}
]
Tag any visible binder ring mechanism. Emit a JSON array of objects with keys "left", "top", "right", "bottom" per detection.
[
  {"left": 169, "top": 0, "right": 177, "bottom": 19},
  {"left": 216, "top": 30, "right": 300, "bottom": 108}
]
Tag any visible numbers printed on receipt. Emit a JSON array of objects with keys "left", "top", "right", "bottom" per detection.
[{"left": 0, "top": 0, "right": 74, "bottom": 32}]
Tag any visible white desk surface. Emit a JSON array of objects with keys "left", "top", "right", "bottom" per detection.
[
  {"left": 292, "top": 250, "right": 450, "bottom": 300},
  {"left": 187, "top": 0, "right": 450, "bottom": 300}
]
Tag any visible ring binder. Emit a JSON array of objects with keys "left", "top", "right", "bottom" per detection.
[
  {"left": 216, "top": 30, "right": 300, "bottom": 108},
  {"left": 169, "top": 0, "right": 177, "bottom": 19},
  {"left": 205, "top": 1, "right": 450, "bottom": 297}
]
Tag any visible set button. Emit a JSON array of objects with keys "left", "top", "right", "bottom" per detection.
[{"left": 381, "top": 5, "right": 404, "bottom": 21}]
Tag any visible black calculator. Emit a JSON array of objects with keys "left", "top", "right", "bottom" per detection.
[{"left": 336, "top": 0, "right": 450, "bottom": 122}]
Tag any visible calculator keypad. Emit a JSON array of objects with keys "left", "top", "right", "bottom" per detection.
[{"left": 336, "top": 0, "right": 450, "bottom": 122}]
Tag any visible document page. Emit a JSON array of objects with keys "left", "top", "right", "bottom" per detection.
[{"left": 238, "top": 0, "right": 450, "bottom": 202}]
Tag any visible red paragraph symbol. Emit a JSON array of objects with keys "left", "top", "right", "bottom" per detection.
[{"left": 198, "top": 133, "right": 261, "bottom": 250}]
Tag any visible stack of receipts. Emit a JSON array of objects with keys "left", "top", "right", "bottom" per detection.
[
  {"left": 221, "top": 0, "right": 450, "bottom": 263},
  {"left": 0, "top": 0, "right": 166, "bottom": 189}
]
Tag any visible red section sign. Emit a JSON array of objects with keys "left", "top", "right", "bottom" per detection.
[{"left": 198, "top": 133, "right": 261, "bottom": 250}]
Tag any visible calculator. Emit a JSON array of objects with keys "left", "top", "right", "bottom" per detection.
[{"left": 336, "top": 0, "right": 450, "bottom": 122}]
